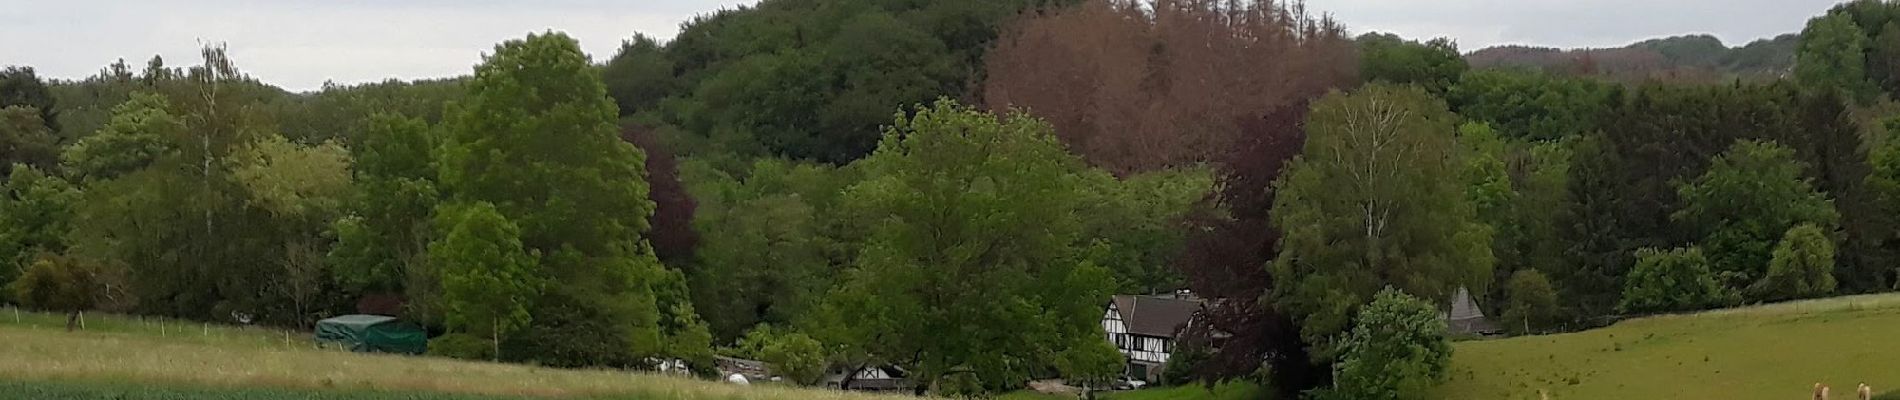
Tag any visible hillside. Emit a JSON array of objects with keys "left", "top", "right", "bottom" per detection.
[
  {"left": 1465, "top": 33, "right": 1798, "bottom": 81},
  {"left": 1435, "top": 294, "right": 1900, "bottom": 400},
  {"left": 0, "top": 308, "right": 900, "bottom": 400}
]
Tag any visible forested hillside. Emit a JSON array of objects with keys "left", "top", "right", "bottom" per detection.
[{"left": 7, "top": 0, "right": 1900, "bottom": 399}]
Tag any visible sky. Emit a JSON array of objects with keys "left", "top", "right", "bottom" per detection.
[{"left": 0, "top": 0, "right": 1849, "bottom": 92}]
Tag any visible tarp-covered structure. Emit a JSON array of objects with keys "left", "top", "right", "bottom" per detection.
[{"left": 314, "top": 314, "right": 427, "bottom": 355}]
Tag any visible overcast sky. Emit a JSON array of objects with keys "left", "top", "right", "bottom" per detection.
[{"left": 0, "top": 0, "right": 1847, "bottom": 92}]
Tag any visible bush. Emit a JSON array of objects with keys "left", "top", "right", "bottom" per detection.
[
  {"left": 1317, "top": 287, "right": 1451, "bottom": 400},
  {"left": 760, "top": 332, "right": 827, "bottom": 386},
  {"left": 1748, "top": 224, "right": 1837, "bottom": 302},
  {"left": 1159, "top": 341, "right": 1211, "bottom": 386},
  {"left": 1501, "top": 270, "right": 1559, "bottom": 334},
  {"left": 1618, "top": 247, "right": 1738, "bottom": 314},
  {"left": 426, "top": 333, "right": 492, "bottom": 361}
]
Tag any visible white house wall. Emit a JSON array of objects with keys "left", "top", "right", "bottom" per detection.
[{"left": 1101, "top": 302, "right": 1172, "bottom": 366}]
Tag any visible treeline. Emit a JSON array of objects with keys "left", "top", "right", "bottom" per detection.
[
  {"left": 1466, "top": 33, "right": 1801, "bottom": 82},
  {"left": 7, "top": 0, "right": 1900, "bottom": 398}
]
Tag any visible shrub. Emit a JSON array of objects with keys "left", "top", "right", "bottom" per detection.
[
  {"left": 1618, "top": 247, "right": 1738, "bottom": 314},
  {"left": 760, "top": 332, "right": 827, "bottom": 386},
  {"left": 1748, "top": 224, "right": 1837, "bottom": 301},
  {"left": 427, "top": 333, "right": 492, "bottom": 361},
  {"left": 1317, "top": 287, "right": 1452, "bottom": 400}
]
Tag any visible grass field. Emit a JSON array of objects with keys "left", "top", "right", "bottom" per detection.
[
  {"left": 1434, "top": 293, "right": 1900, "bottom": 400},
  {"left": 0, "top": 307, "right": 903, "bottom": 400}
]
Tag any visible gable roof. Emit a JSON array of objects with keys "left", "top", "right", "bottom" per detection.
[{"left": 1109, "top": 295, "right": 1202, "bottom": 338}]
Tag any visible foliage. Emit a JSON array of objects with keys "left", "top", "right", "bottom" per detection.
[
  {"left": 1673, "top": 139, "right": 1839, "bottom": 290},
  {"left": 1357, "top": 33, "right": 1467, "bottom": 95},
  {"left": 9, "top": 255, "right": 105, "bottom": 330},
  {"left": 1315, "top": 288, "right": 1452, "bottom": 400},
  {"left": 327, "top": 115, "right": 439, "bottom": 318},
  {"left": 1158, "top": 341, "right": 1211, "bottom": 387},
  {"left": 425, "top": 333, "right": 494, "bottom": 361},
  {"left": 603, "top": 35, "right": 676, "bottom": 117},
  {"left": 0, "top": 66, "right": 57, "bottom": 133},
  {"left": 983, "top": 0, "right": 1358, "bottom": 174},
  {"left": 59, "top": 92, "right": 179, "bottom": 182},
  {"left": 1749, "top": 224, "right": 1838, "bottom": 301},
  {"left": 431, "top": 202, "right": 539, "bottom": 359},
  {"left": 759, "top": 331, "right": 827, "bottom": 386},
  {"left": 683, "top": 157, "right": 853, "bottom": 341},
  {"left": 1619, "top": 247, "right": 1738, "bottom": 314},
  {"left": 1054, "top": 335, "right": 1124, "bottom": 394},
  {"left": 1077, "top": 167, "right": 1213, "bottom": 293},
  {"left": 1796, "top": 13, "right": 1877, "bottom": 101},
  {"left": 0, "top": 106, "right": 59, "bottom": 175},
  {"left": 436, "top": 32, "right": 678, "bottom": 365},
  {"left": 0, "top": 165, "right": 79, "bottom": 296},
  {"left": 1500, "top": 270, "right": 1559, "bottom": 334},
  {"left": 822, "top": 100, "right": 1113, "bottom": 394},
  {"left": 1446, "top": 69, "right": 1618, "bottom": 141},
  {"left": 1270, "top": 84, "right": 1492, "bottom": 363}
]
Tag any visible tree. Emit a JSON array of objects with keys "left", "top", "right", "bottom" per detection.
[
  {"left": 328, "top": 115, "right": 439, "bottom": 319},
  {"left": 1270, "top": 84, "right": 1493, "bottom": 363},
  {"left": 0, "top": 165, "right": 79, "bottom": 297},
  {"left": 431, "top": 202, "right": 540, "bottom": 360},
  {"left": 683, "top": 158, "right": 842, "bottom": 340},
  {"left": 1750, "top": 224, "right": 1838, "bottom": 301},
  {"left": 983, "top": 0, "right": 1358, "bottom": 174},
  {"left": 1317, "top": 288, "right": 1452, "bottom": 400},
  {"left": 0, "top": 66, "right": 57, "bottom": 132},
  {"left": 1055, "top": 336, "right": 1124, "bottom": 399},
  {"left": 760, "top": 331, "right": 828, "bottom": 386},
  {"left": 1358, "top": 33, "right": 1467, "bottom": 96},
  {"left": 1673, "top": 139, "right": 1839, "bottom": 291},
  {"left": 0, "top": 106, "right": 59, "bottom": 175},
  {"left": 8, "top": 255, "right": 103, "bottom": 331},
  {"left": 59, "top": 93, "right": 180, "bottom": 182},
  {"left": 825, "top": 100, "right": 1114, "bottom": 394},
  {"left": 622, "top": 123, "right": 697, "bottom": 268},
  {"left": 437, "top": 32, "right": 676, "bottom": 366},
  {"left": 1446, "top": 69, "right": 1618, "bottom": 141},
  {"left": 1076, "top": 167, "right": 1213, "bottom": 294},
  {"left": 1500, "top": 270, "right": 1559, "bottom": 334},
  {"left": 602, "top": 34, "right": 676, "bottom": 116},
  {"left": 1795, "top": 13, "right": 1876, "bottom": 101},
  {"left": 1619, "top": 247, "right": 1737, "bottom": 314},
  {"left": 227, "top": 134, "right": 351, "bottom": 326}
]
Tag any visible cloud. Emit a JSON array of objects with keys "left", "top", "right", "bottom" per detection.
[{"left": 0, "top": 0, "right": 1847, "bottom": 91}]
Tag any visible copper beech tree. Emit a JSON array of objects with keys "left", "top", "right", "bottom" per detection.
[{"left": 984, "top": 0, "right": 1358, "bottom": 394}]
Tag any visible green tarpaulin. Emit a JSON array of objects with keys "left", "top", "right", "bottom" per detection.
[{"left": 314, "top": 314, "right": 427, "bottom": 355}]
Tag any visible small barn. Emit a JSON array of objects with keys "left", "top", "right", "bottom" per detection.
[
  {"left": 1443, "top": 287, "right": 1501, "bottom": 336},
  {"left": 314, "top": 314, "right": 428, "bottom": 355}
]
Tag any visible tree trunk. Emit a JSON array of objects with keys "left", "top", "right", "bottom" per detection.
[
  {"left": 491, "top": 319, "right": 501, "bottom": 362},
  {"left": 65, "top": 311, "right": 79, "bottom": 332}
]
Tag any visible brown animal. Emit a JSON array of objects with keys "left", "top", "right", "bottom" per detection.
[
  {"left": 1816, "top": 383, "right": 1829, "bottom": 400},
  {"left": 1860, "top": 383, "right": 1872, "bottom": 400}
]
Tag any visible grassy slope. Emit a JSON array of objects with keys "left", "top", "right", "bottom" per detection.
[
  {"left": 1435, "top": 293, "right": 1900, "bottom": 400},
  {"left": 0, "top": 308, "right": 902, "bottom": 400}
]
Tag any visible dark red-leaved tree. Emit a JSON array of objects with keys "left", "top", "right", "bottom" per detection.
[
  {"left": 984, "top": 0, "right": 1357, "bottom": 395},
  {"left": 621, "top": 122, "right": 698, "bottom": 268}
]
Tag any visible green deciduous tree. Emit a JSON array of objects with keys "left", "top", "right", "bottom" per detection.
[
  {"left": 824, "top": 100, "right": 1114, "bottom": 394},
  {"left": 9, "top": 255, "right": 104, "bottom": 331},
  {"left": 60, "top": 93, "right": 180, "bottom": 182},
  {"left": 328, "top": 114, "right": 439, "bottom": 319},
  {"left": 1500, "top": 269, "right": 1559, "bottom": 334},
  {"left": 0, "top": 165, "right": 79, "bottom": 298},
  {"left": 1270, "top": 84, "right": 1493, "bottom": 361},
  {"left": 437, "top": 32, "right": 681, "bottom": 366},
  {"left": 1317, "top": 287, "right": 1452, "bottom": 400},
  {"left": 602, "top": 34, "right": 676, "bottom": 116},
  {"left": 1673, "top": 139, "right": 1839, "bottom": 292},
  {"left": 431, "top": 202, "right": 540, "bottom": 360},
  {"left": 0, "top": 106, "right": 59, "bottom": 175},
  {"left": 1055, "top": 335, "right": 1124, "bottom": 398},
  {"left": 760, "top": 331, "right": 828, "bottom": 386},
  {"left": 1358, "top": 33, "right": 1468, "bottom": 96},
  {"left": 1750, "top": 224, "right": 1838, "bottom": 301},
  {"left": 1796, "top": 13, "right": 1877, "bottom": 101},
  {"left": 0, "top": 66, "right": 57, "bottom": 133},
  {"left": 1619, "top": 247, "right": 1738, "bottom": 314}
]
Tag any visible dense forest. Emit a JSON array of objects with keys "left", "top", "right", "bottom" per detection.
[{"left": 8, "top": 0, "right": 1900, "bottom": 398}]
